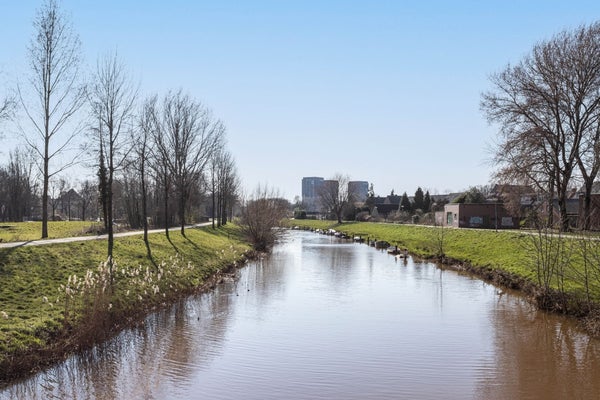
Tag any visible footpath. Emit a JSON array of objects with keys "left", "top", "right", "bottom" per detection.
[{"left": 0, "top": 222, "right": 211, "bottom": 249}]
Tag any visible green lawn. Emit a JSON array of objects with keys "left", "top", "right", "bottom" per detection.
[{"left": 0, "top": 221, "right": 104, "bottom": 242}]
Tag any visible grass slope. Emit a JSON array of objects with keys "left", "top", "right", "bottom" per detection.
[{"left": 0, "top": 224, "right": 250, "bottom": 379}]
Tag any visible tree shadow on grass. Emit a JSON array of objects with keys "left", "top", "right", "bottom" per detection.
[
  {"left": 166, "top": 234, "right": 180, "bottom": 253},
  {"left": 183, "top": 234, "right": 202, "bottom": 253},
  {"left": 0, "top": 243, "right": 32, "bottom": 274},
  {"left": 144, "top": 241, "right": 158, "bottom": 270}
]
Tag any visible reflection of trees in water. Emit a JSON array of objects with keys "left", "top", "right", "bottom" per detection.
[
  {"left": 0, "top": 285, "right": 237, "bottom": 399},
  {"left": 476, "top": 295, "right": 600, "bottom": 399}
]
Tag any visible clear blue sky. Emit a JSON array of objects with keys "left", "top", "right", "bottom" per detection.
[{"left": 2, "top": 1, "right": 600, "bottom": 200}]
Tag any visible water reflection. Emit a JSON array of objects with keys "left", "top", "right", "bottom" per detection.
[
  {"left": 2, "top": 287, "right": 237, "bottom": 399},
  {"left": 477, "top": 294, "right": 600, "bottom": 399},
  {"left": 2, "top": 230, "right": 600, "bottom": 399}
]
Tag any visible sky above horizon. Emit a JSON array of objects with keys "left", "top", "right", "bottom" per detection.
[{"left": 2, "top": 1, "right": 600, "bottom": 200}]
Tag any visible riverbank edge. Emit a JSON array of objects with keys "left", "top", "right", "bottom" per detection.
[
  {"left": 434, "top": 256, "right": 600, "bottom": 336},
  {"left": 0, "top": 247, "right": 261, "bottom": 387},
  {"left": 289, "top": 221, "right": 600, "bottom": 338}
]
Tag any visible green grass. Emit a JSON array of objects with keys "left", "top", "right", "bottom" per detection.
[
  {"left": 0, "top": 224, "right": 250, "bottom": 368},
  {"left": 0, "top": 221, "right": 104, "bottom": 242},
  {"left": 287, "top": 220, "right": 600, "bottom": 302}
]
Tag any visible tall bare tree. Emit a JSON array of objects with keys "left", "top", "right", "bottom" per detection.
[
  {"left": 0, "top": 149, "right": 36, "bottom": 222},
  {"left": 78, "top": 179, "right": 96, "bottom": 221},
  {"left": 318, "top": 173, "right": 350, "bottom": 223},
  {"left": 88, "top": 52, "right": 137, "bottom": 265},
  {"left": 154, "top": 90, "right": 224, "bottom": 236},
  {"left": 568, "top": 24, "right": 600, "bottom": 229},
  {"left": 218, "top": 151, "right": 239, "bottom": 226},
  {"left": 209, "top": 149, "right": 238, "bottom": 228},
  {"left": 18, "top": 0, "right": 85, "bottom": 238},
  {"left": 135, "top": 95, "right": 159, "bottom": 258},
  {"left": 482, "top": 23, "right": 600, "bottom": 231}
]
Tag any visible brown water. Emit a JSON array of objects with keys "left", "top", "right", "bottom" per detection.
[{"left": 2, "top": 230, "right": 600, "bottom": 399}]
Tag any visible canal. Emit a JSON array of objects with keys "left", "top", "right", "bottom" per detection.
[{"left": 2, "top": 230, "right": 600, "bottom": 399}]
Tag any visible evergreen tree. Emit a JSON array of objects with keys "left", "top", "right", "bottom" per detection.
[
  {"left": 423, "top": 190, "right": 432, "bottom": 212},
  {"left": 366, "top": 183, "right": 375, "bottom": 211},
  {"left": 414, "top": 187, "right": 424, "bottom": 211},
  {"left": 400, "top": 191, "right": 412, "bottom": 213}
]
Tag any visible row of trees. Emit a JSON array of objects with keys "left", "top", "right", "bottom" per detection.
[
  {"left": 0, "top": 1, "right": 240, "bottom": 259},
  {"left": 392, "top": 187, "right": 435, "bottom": 214},
  {"left": 482, "top": 22, "right": 600, "bottom": 231}
]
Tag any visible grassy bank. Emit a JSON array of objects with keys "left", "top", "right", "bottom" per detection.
[
  {"left": 287, "top": 220, "right": 600, "bottom": 333},
  {"left": 288, "top": 220, "right": 533, "bottom": 277},
  {"left": 0, "top": 224, "right": 251, "bottom": 383}
]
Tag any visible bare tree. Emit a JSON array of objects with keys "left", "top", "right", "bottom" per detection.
[
  {"left": 482, "top": 23, "right": 600, "bottom": 231},
  {"left": 209, "top": 148, "right": 239, "bottom": 228},
  {"left": 78, "top": 179, "right": 96, "bottom": 221},
  {"left": 0, "top": 149, "right": 36, "bottom": 222},
  {"left": 0, "top": 72, "right": 15, "bottom": 133},
  {"left": 218, "top": 152, "right": 239, "bottom": 226},
  {"left": 570, "top": 25, "right": 600, "bottom": 229},
  {"left": 318, "top": 173, "right": 350, "bottom": 223},
  {"left": 240, "top": 185, "right": 288, "bottom": 251},
  {"left": 153, "top": 143, "right": 172, "bottom": 238},
  {"left": 18, "top": 0, "right": 85, "bottom": 238},
  {"left": 0, "top": 96, "right": 13, "bottom": 125},
  {"left": 88, "top": 51, "right": 137, "bottom": 268},
  {"left": 135, "top": 95, "right": 159, "bottom": 258},
  {"left": 526, "top": 218, "right": 575, "bottom": 311},
  {"left": 48, "top": 175, "right": 67, "bottom": 220},
  {"left": 58, "top": 176, "right": 74, "bottom": 219},
  {"left": 154, "top": 90, "right": 224, "bottom": 236}
]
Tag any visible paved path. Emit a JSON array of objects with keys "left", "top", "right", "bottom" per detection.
[{"left": 0, "top": 222, "right": 212, "bottom": 249}]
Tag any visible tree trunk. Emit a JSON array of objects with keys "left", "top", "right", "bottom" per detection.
[
  {"left": 163, "top": 175, "right": 169, "bottom": 239},
  {"left": 217, "top": 192, "right": 222, "bottom": 227},
  {"left": 107, "top": 167, "right": 114, "bottom": 289},
  {"left": 141, "top": 164, "right": 151, "bottom": 260},
  {"left": 42, "top": 141, "right": 49, "bottom": 238},
  {"left": 180, "top": 192, "right": 186, "bottom": 236},
  {"left": 211, "top": 171, "right": 216, "bottom": 229},
  {"left": 221, "top": 197, "right": 227, "bottom": 226},
  {"left": 579, "top": 178, "right": 593, "bottom": 231}
]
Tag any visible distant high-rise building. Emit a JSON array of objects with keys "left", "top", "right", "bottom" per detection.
[
  {"left": 348, "top": 181, "right": 369, "bottom": 202},
  {"left": 322, "top": 179, "right": 339, "bottom": 193},
  {"left": 302, "top": 177, "right": 324, "bottom": 212}
]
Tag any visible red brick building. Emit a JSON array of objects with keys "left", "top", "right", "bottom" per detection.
[{"left": 443, "top": 203, "right": 516, "bottom": 229}]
